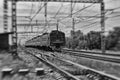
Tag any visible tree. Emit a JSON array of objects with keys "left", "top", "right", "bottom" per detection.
[
  {"left": 106, "top": 27, "right": 120, "bottom": 50},
  {"left": 86, "top": 31, "right": 101, "bottom": 50}
]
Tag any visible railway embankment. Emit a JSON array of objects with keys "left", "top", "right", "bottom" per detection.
[{"left": 56, "top": 52, "right": 120, "bottom": 78}]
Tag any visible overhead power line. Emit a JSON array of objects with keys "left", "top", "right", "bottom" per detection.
[
  {"left": 31, "top": 2, "right": 47, "bottom": 20},
  {"left": 46, "top": 3, "right": 64, "bottom": 29},
  {"left": 58, "top": 3, "right": 95, "bottom": 21},
  {"left": 54, "top": 3, "right": 64, "bottom": 18},
  {"left": 80, "top": 17, "right": 109, "bottom": 31},
  {"left": 30, "top": 3, "right": 34, "bottom": 17}
]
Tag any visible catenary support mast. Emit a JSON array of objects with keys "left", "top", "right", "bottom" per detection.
[
  {"left": 3, "top": 0, "right": 105, "bottom": 53},
  {"left": 101, "top": 0, "right": 105, "bottom": 53}
]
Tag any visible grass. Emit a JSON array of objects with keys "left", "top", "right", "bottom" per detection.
[{"left": 56, "top": 52, "right": 120, "bottom": 78}]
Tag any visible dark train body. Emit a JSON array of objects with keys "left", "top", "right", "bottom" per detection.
[{"left": 25, "top": 30, "right": 65, "bottom": 51}]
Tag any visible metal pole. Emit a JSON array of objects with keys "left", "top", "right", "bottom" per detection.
[
  {"left": 101, "top": 1, "right": 105, "bottom": 53},
  {"left": 71, "top": 0, "right": 73, "bottom": 18},
  {"left": 56, "top": 20, "right": 59, "bottom": 31},
  {"left": 72, "top": 18, "right": 75, "bottom": 32},
  {"left": 36, "top": 20, "right": 39, "bottom": 31},
  {"left": 71, "top": 1, "right": 75, "bottom": 49},
  {"left": 71, "top": 1, "right": 75, "bottom": 36},
  {"left": 30, "top": 21, "right": 33, "bottom": 32},
  {"left": 3, "top": 0, "right": 8, "bottom": 32},
  {"left": 12, "top": 0, "right": 17, "bottom": 56},
  {"left": 44, "top": 0, "right": 47, "bottom": 32}
]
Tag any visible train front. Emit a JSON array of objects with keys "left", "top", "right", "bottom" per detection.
[{"left": 50, "top": 30, "right": 65, "bottom": 51}]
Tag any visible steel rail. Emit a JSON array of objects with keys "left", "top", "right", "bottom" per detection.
[
  {"left": 63, "top": 49, "right": 120, "bottom": 64},
  {"left": 45, "top": 53, "right": 120, "bottom": 80},
  {"left": 63, "top": 48, "right": 120, "bottom": 57},
  {"left": 24, "top": 49, "right": 80, "bottom": 80},
  {"left": 7, "top": 0, "right": 101, "bottom": 3},
  {"left": 24, "top": 48, "right": 120, "bottom": 80},
  {"left": 23, "top": 49, "right": 120, "bottom": 80},
  {"left": 28, "top": 48, "right": 120, "bottom": 80}
]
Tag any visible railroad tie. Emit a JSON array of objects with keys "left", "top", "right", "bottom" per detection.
[
  {"left": 1, "top": 68, "right": 13, "bottom": 77},
  {"left": 18, "top": 69, "right": 29, "bottom": 75},
  {"left": 35, "top": 68, "right": 44, "bottom": 76}
]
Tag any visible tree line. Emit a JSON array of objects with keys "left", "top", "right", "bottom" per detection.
[{"left": 66, "top": 27, "right": 120, "bottom": 51}]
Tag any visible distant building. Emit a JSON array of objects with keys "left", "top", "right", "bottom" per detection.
[{"left": 0, "top": 32, "right": 12, "bottom": 50}]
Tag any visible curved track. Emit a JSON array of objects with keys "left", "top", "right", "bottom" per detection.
[
  {"left": 24, "top": 48, "right": 80, "bottom": 80},
  {"left": 63, "top": 48, "right": 120, "bottom": 56},
  {"left": 24, "top": 47, "right": 120, "bottom": 80},
  {"left": 63, "top": 48, "right": 120, "bottom": 64}
]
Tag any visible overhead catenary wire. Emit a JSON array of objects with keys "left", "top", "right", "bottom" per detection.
[
  {"left": 58, "top": 3, "right": 95, "bottom": 21},
  {"left": 77, "top": 16, "right": 119, "bottom": 33},
  {"left": 25, "top": 3, "right": 34, "bottom": 31},
  {"left": 47, "top": 3, "right": 95, "bottom": 29},
  {"left": 18, "top": 2, "right": 120, "bottom": 34},
  {"left": 54, "top": 3, "right": 95, "bottom": 28},
  {"left": 59, "top": 3, "right": 98, "bottom": 31},
  {"left": 30, "top": 2, "right": 47, "bottom": 21},
  {"left": 46, "top": 3, "right": 64, "bottom": 30},
  {"left": 60, "top": 5, "right": 120, "bottom": 28},
  {"left": 44, "top": 3, "right": 94, "bottom": 24},
  {"left": 46, "top": 3, "right": 64, "bottom": 26},
  {"left": 72, "top": 13, "right": 110, "bottom": 31},
  {"left": 74, "top": 7, "right": 120, "bottom": 25},
  {"left": 63, "top": 4, "right": 114, "bottom": 25},
  {"left": 30, "top": 3, "right": 34, "bottom": 18},
  {"left": 80, "top": 17, "right": 109, "bottom": 32},
  {"left": 54, "top": 3, "right": 64, "bottom": 18},
  {"left": 43, "top": 0, "right": 48, "bottom": 33},
  {"left": 54, "top": 2, "right": 76, "bottom": 30}
]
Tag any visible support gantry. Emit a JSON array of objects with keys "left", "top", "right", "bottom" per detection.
[
  {"left": 101, "top": 1, "right": 105, "bottom": 53},
  {"left": 3, "top": 0, "right": 105, "bottom": 54},
  {"left": 11, "top": 0, "right": 17, "bottom": 51},
  {"left": 3, "top": 0, "right": 8, "bottom": 32}
]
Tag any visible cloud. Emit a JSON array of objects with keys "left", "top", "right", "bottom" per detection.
[{"left": 0, "top": 0, "right": 120, "bottom": 36}]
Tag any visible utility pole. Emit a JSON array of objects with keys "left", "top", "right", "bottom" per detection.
[
  {"left": 71, "top": 1, "right": 75, "bottom": 34},
  {"left": 72, "top": 18, "right": 75, "bottom": 33},
  {"left": 30, "top": 20, "right": 33, "bottom": 32},
  {"left": 101, "top": 0, "right": 106, "bottom": 53},
  {"left": 11, "top": 0, "right": 18, "bottom": 56},
  {"left": 3, "top": 0, "right": 8, "bottom": 32},
  {"left": 71, "top": 1, "right": 75, "bottom": 37},
  {"left": 36, "top": 20, "right": 39, "bottom": 31},
  {"left": 56, "top": 20, "right": 59, "bottom": 31},
  {"left": 44, "top": 0, "right": 47, "bottom": 32},
  {"left": 71, "top": 1, "right": 75, "bottom": 49},
  {"left": 36, "top": 20, "right": 38, "bottom": 25}
]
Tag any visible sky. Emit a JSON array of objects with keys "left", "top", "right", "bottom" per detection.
[{"left": 0, "top": 0, "right": 120, "bottom": 41}]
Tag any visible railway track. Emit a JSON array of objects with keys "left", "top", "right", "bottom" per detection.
[
  {"left": 0, "top": 48, "right": 61, "bottom": 80},
  {"left": 23, "top": 48, "right": 80, "bottom": 80},
  {"left": 63, "top": 48, "right": 120, "bottom": 57},
  {"left": 62, "top": 48, "right": 120, "bottom": 64},
  {"left": 24, "top": 47, "right": 120, "bottom": 80}
]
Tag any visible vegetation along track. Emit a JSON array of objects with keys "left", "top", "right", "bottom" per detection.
[
  {"left": 63, "top": 48, "right": 120, "bottom": 56},
  {"left": 63, "top": 48, "right": 120, "bottom": 64},
  {"left": 24, "top": 47, "right": 120, "bottom": 80},
  {"left": 23, "top": 48, "right": 80, "bottom": 80}
]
